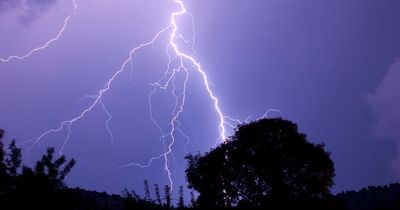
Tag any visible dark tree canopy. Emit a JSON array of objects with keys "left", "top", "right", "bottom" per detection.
[{"left": 186, "top": 118, "right": 335, "bottom": 209}]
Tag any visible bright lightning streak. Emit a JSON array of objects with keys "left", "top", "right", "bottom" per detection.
[
  {"left": 176, "top": 120, "right": 191, "bottom": 154},
  {"left": 169, "top": 0, "right": 226, "bottom": 142},
  {"left": 262, "top": 108, "right": 282, "bottom": 118},
  {"left": 99, "top": 98, "right": 115, "bottom": 143},
  {"left": 9, "top": 0, "right": 280, "bottom": 193},
  {"left": 223, "top": 109, "right": 282, "bottom": 130},
  {"left": 30, "top": 25, "right": 171, "bottom": 151},
  {"left": 0, "top": 0, "right": 78, "bottom": 63},
  {"left": 122, "top": 0, "right": 227, "bottom": 190},
  {"left": 81, "top": 94, "right": 115, "bottom": 143},
  {"left": 29, "top": 0, "right": 229, "bottom": 191}
]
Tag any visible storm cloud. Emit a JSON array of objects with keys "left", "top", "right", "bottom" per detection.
[
  {"left": 0, "top": 0, "right": 59, "bottom": 23},
  {"left": 369, "top": 58, "right": 400, "bottom": 176}
]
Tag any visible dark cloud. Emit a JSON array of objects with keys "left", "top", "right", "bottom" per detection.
[
  {"left": 369, "top": 58, "right": 400, "bottom": 176},
  {"left": 0, "top": 0, "right": 59, "bottom": 24}
]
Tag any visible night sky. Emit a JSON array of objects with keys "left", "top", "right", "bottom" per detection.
[{"left": 1, "top": 0, "right": 400, "bottom": 196}]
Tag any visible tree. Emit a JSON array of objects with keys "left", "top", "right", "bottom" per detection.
[
  {"left": 144, "top": 180, "right": 151, "bottom": 202},
  {"left": 164, "top": 185, "right": 171, "bottom": 209},
  {"left": 186, "top": 145, "right": 229, "bottom": 208},
  {"left": 6, "top": 140, "right": 21, "bottom": 178},
  {"left": 0, "top": 129, "right": 8, "bottom": 196},
  {"left": 154, "top": 184, "right": 162, "bottom": 205},
  {"left": 11, "top": 147, "right": 76, "bottom": 209},
  {"left": 186, "top": 118, "right": 335, "bottom": 209},
  {"left": 22, "top": 147, "right": 76, "bottom": 193},
  {"left": 178, "top": 186, "right": 185, "bottom": 209},
  {"left": 5, "top": 140, "right": 21, "bottom": 194}
]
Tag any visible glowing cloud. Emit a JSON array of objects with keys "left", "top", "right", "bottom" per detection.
[{"left": 0, "top": 0, "right": 77, "bottom": 63}]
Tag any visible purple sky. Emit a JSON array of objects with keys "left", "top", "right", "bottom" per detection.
[{"left": 1, "top": 0, "right": 400, "bottom": 196}]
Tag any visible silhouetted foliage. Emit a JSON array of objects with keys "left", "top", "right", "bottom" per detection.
[
  {"left": 0, "top": 129, "right": 7, "bottom": 198},
  {"left": 144, "top": 180, "right": 152, "bottom": 202},
  {"left": 190, "top": 191, "right": 196, "bottom": 208},
  {"left": 337, "top": 183, "right": 400, "bottom": 210},
  {"left": 155, "top": 184, "right": 162, "bottom": 205},
  {"left": 186, "top": 118, "right": 336, "bottom": 209},
  {"left": 0, "top": 129, "right": 77, "bottom": 210},
  {"left": 178, "top": 186, "right": 185, "bottom": 209},
  {"left": 122, "top": 186, "right": 164, "bottom": 210},
  {"left": 121, "top": 182, "right": 191, "bottom": 210},
  {"left": 164, "top": 185, "right": 172, "bottom": 209},
  {"left": 3, "top": 119, "right": 400, "bottom": 210},
  {"left": 121, "top": 180, "right": 188, "bottom": 210},
  {"left": 6, "top": 140, "right": 21, "bottom": 177}
]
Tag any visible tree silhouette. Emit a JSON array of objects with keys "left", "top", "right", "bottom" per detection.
[
  {"left": 178, "top": 186, "right": 185, "bottom": 209},
  {"left": 186, "top": 118, "right": 335, "bottom": 209},
  {"left": 0, "top": 129, "right": 77, "bottom": 209},
  {"left": 0, "top": 129, "right": 7, "bottom": 198},
  {"left": 6, "top": 140, "right": 21, "bottom": 178},
  {"left": 23, "top": 147, "right": 76, "bottom": 190},
  {"left": 164, "top": 185, "right": 171, "bottom": 209},
  {"left": 144, "top": 180, "right": 152, "bottom": 202},
  {"left": 154, "top": 184, "right": 162, "bottom": 206}
]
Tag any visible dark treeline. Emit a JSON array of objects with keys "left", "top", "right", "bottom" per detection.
[
  {"left": 1, "top": 119, "right": 400, "bottom": 210},
  {"left": 56, "top": 182, "right": 400, "bottom": 210},
  {"left": 337, "top": 183, "right": 400, "bottom": 210},
  {"left": 121, "top": 181, "right": 194, "bottom": 210}
]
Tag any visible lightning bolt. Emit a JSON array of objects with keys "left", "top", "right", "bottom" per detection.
[
  {"left": 0, "top": 0, "right": 78, "bottom": 63},
  {"left": 121, "top": 0, "right": 227, "bottom": 190},
  {"left": 170, "top": 0, "right": 226, "bottom": 142},
  {"left": 25, "top": 0, "right": 228, "bottom": 190},
  {"left": 6, "top": 0, "right": 280, "bottom": 192}
]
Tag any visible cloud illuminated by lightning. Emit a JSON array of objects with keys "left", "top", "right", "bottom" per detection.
[{"left": 0, "top": 0, "right": 78, "bottom": 63}]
